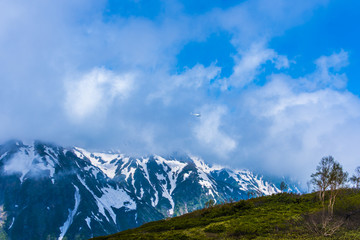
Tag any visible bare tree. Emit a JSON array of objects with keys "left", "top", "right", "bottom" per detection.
[
  {"left": 350, "top": 166, "right": 360, "bottom": 189},
  {"left": 311, "top": 156, "right": 334, "bottom": 207},
  {"left": 328, "top": 162, "right": 348, "bottom": 216},
  {"left": 304, "top": 211, "right": 345, "bottom": 237},
  {"left": 309, "top": 156, "right": 348, "bottom": 236},
  {"left": 311, "top": 156, "right": 348, "bottom": 214}
]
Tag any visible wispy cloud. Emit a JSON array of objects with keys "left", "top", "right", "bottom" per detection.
[
  {"left": 149, "top": 64, "right": 220, "bottom": 105},
  {"left": 64, "top": 68, "right": 134, "bottom": 123},
  {"left": 220, "top": 42, "right": 290, "bottom": 89},
  {"left": 194, "top": 105, "right": 236, "bottom": 156},
  {"left": 312, "top": 50, "right": 349, "bottom": 89}
]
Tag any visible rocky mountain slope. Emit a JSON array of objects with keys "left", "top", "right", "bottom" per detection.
[{"left": 0, "top": 140, "right": 299, "bottom": 240}]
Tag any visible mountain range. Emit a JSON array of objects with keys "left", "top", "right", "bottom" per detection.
[{"left": 0, "top": 140, "right": 300, "bottom": 240}]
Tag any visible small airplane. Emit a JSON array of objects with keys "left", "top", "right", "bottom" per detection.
[{"left": 190, "top": 113, "right": 201, "bottom": 117}]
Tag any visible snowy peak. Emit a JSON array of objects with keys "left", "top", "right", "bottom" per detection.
[
  {"left": 0, "top": 140, "right": 300, "bottom": 240},
  {"left": 1, "top": 140, "right": 62, "bottom": 184},
  {"left": 212, "top": 168, "right": 281, "bottom": 195},
  {"left": 189, "top": 155, "right": 223, "bottom": 173},
  {"left": 73, "top": 147, "right": 289, "bottom": 217},
  {"left": 73, "top": 147, "right": 125, "bottom": 179},
  {"left": 0, "top": 141, "right": 163, "bottom": 240}
]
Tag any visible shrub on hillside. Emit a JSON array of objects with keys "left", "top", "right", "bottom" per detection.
[
  {"left": 230, "top": 222, "right": 258, "bottom": 236},
  {"left": 233, "top": 199, "right": 254, "bottom": 211},
  {"left": 204, "top": 223, "right": 226, "bottom": 233}
]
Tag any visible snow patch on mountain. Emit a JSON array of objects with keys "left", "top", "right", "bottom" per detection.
[
  {"left": 85, "top": 217, "right": 91, "bottom": 229},
  {"left": 224, "top": 169, "right": 281, "bottom": 195},
  {"left": 58, "top": 185, "right": 80, "bottom": 240},
  {"left": 190, "top": 155, "right": 223, "bottom": 173},
  {"left": 3, "top": 142, "right": 58, "bottom": 183},
  {"left": 3, "top": 145, "right": 34, "bottom": 182},
  {"left": 8, "top": 217, "right": 14, "bottom": 229},
  {"left": 0, "top": 152, "right": 8, "bottom": 161},
  {"left": 154, "top": 155, "right": 186, "bottom": 194},
  {"left": 76, "top": 175, "right": 136, "bottom": 224},
  {"left": 183, "top": 172, "right": 191, "bottom": 181},
  {"left": 74, "top": 147, "right": 121, "bottom": 178}
]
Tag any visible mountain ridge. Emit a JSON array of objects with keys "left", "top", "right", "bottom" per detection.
[{"left": 0, "top": 140, "right": 299, "bottom": 240}]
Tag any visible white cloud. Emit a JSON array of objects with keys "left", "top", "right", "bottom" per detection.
[
  {"left": 238, "top": 63, "right": 360, "bottom": 181},
  {"left": 248, "top": 76, "right": 360, "bottom": 136},
  {"left": 313, "top": 50, "right": 349, "bottom": 89},
  {"left": 274, "top": 55, "right": 290, "bottom": 69},
  {"left": 193, "top": 105, "right": 236, "bottom": 156},
  {"left": 64, "top": 68, "right": 134, "bottom": 122},
  {"left": 316, "top": 49, "right": 348, "bottom": 72},
  {"left": 220, "top": 42, "right": 290, "bottom": 89},
  {"left": 149, "top": 64, "right": 220, "bottom": 105},
  {"left": 297, "top": 50, "right": 349, "bottom": 90}
]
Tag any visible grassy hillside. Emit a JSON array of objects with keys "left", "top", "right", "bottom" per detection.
[{"left": 91, "top": 190, "right": 360, "bottom": 240}]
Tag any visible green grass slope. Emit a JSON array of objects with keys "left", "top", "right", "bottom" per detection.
[{"left": 91, "top": 190, "right": 360, "bottom": 240}]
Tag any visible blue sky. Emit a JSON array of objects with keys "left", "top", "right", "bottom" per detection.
[{"left": 1, "top": 0, "right": 360, "bottom": 181}]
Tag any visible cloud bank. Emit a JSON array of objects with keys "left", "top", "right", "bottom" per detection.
[{"left": 2, "top": 0, "right": 360, "bottom": 183}]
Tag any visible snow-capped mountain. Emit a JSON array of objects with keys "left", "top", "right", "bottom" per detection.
[{"left": 0, "top": 140, "right": 299, "bottom": 240}]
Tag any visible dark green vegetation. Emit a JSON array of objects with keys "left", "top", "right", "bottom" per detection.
[{"left": 91, "top": 190, "right": 360, "bottom": 240}]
